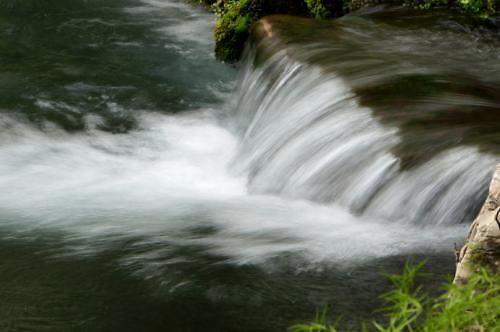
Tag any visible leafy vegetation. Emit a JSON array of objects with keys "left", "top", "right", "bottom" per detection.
[
  {"left": 457, "top": 0, "right": 497, "bottom": 16},
  {"left": 207, "top": 0, "right": 340, "bottom": 61},
  {"left": 304, "top": 0, "right": 331, "bottom": 18},
  {"left": 290, "top": 262, "right": 500, "bottom": 332},
  {"left": 212, "top": 0, "right": 253, "bottom": 61},
  {"left": 403, "top": 0, "right": 498, "bottom": 15},
  {"left": 204, "top": 0, "right": 500, "bottom": 62}
]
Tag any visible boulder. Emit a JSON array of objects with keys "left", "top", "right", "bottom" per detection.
[{"left": 454, "top": 164, "right": 500, "bottom": 285}]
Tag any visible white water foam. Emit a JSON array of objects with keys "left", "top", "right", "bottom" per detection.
[
  {"left": 126, "top": 0, "right": 215, "bottom": 47},
  {"left": 0, "top": 109, "right": 466, "bottom": 270},
  {"left": 0, "top": 0, "right": 494, "bottom": 274},
  {"left": 231, "top": 50, "right": 498, "bottom": 226}
]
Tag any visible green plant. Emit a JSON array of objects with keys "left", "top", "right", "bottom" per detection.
[
  {"left": 289, "top": 308, "right": 340, "bottom": 332},
  {"left": 304, "top": 0, "right": 331, "bottom": 18},
  {"left": 210, "top": 0, "right": 339, "bottom": 61},
  {"left": 458, "top": 0, "right": 497, "bottom": 15},
  {"left": 373, "top": 260, "right": 428, "bottom": 332},
  {"left": 402, "top": 0, "right": 498, "bottom": 15},
  {"left": 421, "top": 268, "right": 500, "bottom": 331},
  {"left": 292, "top": 262, "right": 500, "bottom": 332},
  {"left": 213, "top": 0, "right": 252, "bottom": 61},
  {"left": 402, "top": 0, "right": 448, "bottom": 10}
]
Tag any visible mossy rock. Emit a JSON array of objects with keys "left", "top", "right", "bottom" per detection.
[
  {"left": 209, "top": 0, "right": 500, "bottom": 62},
  {"left": 211, "top": 0, "right": 346, "bottom": 62},
  {"left": 213, "top": 0, "right": 254, "bottom": 61}
]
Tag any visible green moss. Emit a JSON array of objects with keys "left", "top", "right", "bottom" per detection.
[
  {"left": 208, "top": 0, "right": 500, "bottom": 62},
  {"left": 213, "top": 0, "right": 252, "bottom": 61},
  {"left": 403, "top": 0, "right": 498, "bottom": 15},
  {"left": 304, "top": 0, "right": 331, "bottom": 18},
  {"left": 209, "top": 0, "right": 338, "bottom": 62}
]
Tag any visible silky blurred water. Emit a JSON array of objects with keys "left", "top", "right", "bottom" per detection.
[{"left": 0, "top": 1, "right": 499, "bottom": 331}]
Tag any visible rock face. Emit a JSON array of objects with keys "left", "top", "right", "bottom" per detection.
[{"left": 454, "top": 164, "right": 500, "bottom": 285}]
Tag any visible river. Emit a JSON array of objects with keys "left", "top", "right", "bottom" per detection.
[{"left": 0, "top": 1, "right": 499, "bottom": 331}]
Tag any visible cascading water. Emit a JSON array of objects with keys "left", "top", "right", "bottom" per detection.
[
  {"left": 0, "top": 1, "right": 498, "bottom": 331},
  {"left": 231, "top": 47, "right": 497, "bottom": 226}
]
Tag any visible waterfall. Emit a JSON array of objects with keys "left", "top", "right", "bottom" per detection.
[
  {"left": 2, "top": 3, "right": 499, "bottom": 329},
  {"left": 228, "top": 22, "right": 499, "bottom": 227},
  {"left": 0, "top": 3, "right": 498, "bottom": 271}
]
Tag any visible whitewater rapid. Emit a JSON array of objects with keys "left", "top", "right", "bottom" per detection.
[
  {"left": 0, "top": 108, "right": 467, "bottom": 269},
  {"left": 231, "top": 49, "right": 497, "bottom": 226},
  {"left": 0, "top": 0, "right": 498, "bottom": 279}
]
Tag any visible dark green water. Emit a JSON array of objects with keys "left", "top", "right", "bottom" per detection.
[
  {"left": 0, "top": 0, "right": 233, "bottom": 131},
  {"left": 0, "top": 1, "right": 498, "bottom": 331}
]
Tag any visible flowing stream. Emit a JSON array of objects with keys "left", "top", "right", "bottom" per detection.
[{"left": 0, "top": 1, "right": 499, "bottom": 331}]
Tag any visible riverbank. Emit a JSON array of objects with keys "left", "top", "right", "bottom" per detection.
[
  {"left": 199, "top": 0, "right": 500, "bottom": 62},
  {"left": 293, "top": 165, "right": 500, "bottom": 331}
]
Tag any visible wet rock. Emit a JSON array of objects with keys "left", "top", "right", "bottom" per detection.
[{"left": 454, "top": 164, "right": 500, "bottom": 284}]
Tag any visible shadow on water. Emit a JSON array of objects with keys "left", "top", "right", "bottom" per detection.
[{"left": 0, "top": 235, "right": 455, "bottom": 332}]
